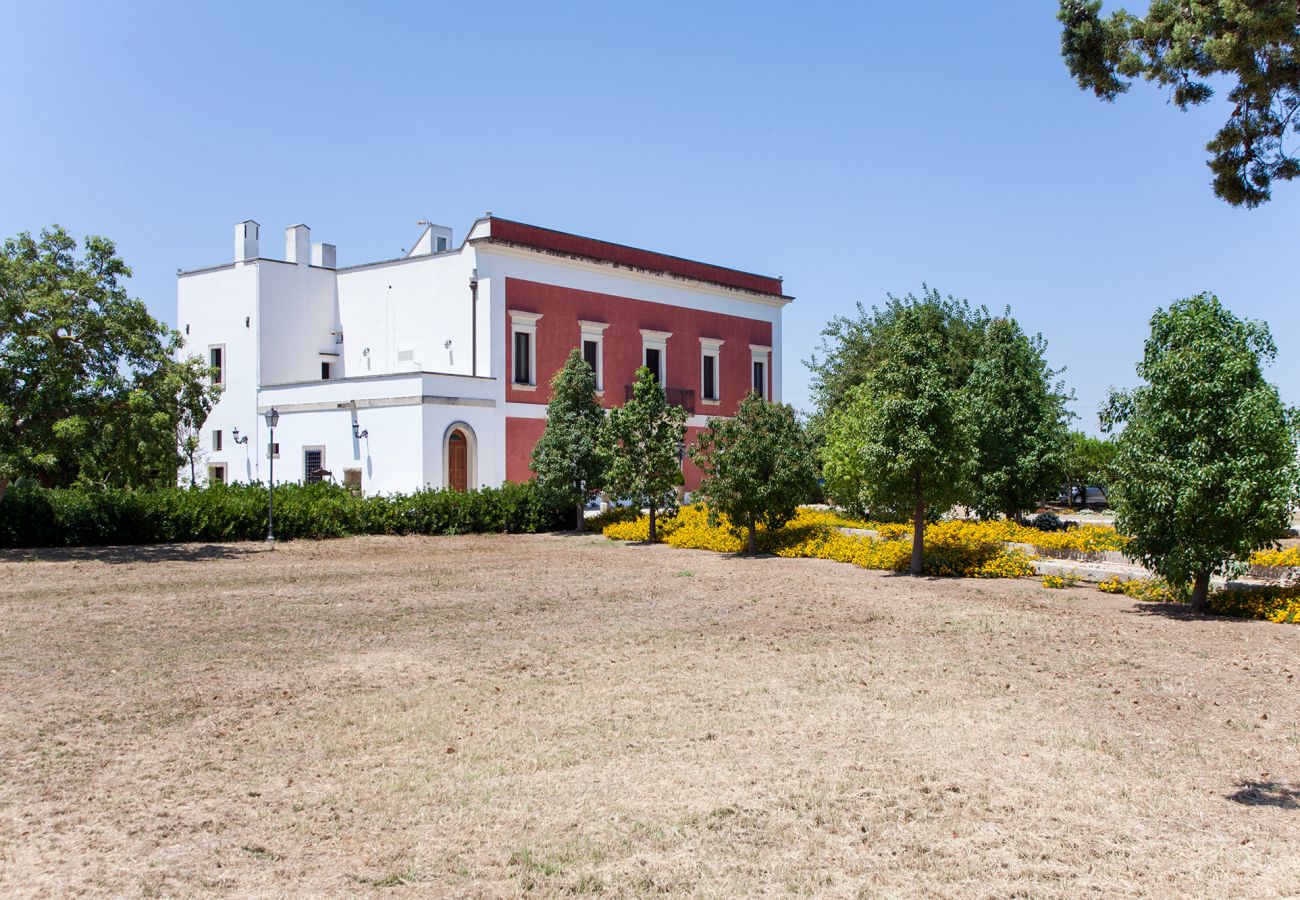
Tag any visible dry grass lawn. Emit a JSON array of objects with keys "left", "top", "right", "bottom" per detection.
[{"left": 1, "top": 533, "right": 1298, "bottom": 897}]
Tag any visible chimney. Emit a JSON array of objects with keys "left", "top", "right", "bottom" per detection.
[
  {"left": 285, "top": 224, "right": 310, "bottom": 265},
  {"left": 311, "top": 242, "right": 337, "bottom": 268},
  {"left": 234, "top": 220, "right": 259, "bottom": 264}
]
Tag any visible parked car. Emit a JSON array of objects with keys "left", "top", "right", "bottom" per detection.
[{"left": 1057, "top": 485, "right": 1109, "bottom": 509}]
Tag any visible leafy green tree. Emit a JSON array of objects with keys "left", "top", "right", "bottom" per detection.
[
  {"left": 1057, "top": 0, "right": 1300, "bottom": 207},
  {"left": 807, "top": 288, "right": 986, "bottom": 429},
  {"left": 1062, "top": 430, "right": 1118, "bottom": 507},
  {"left": 1102, "top": 293, "right": 1300, "bottom": 611},
  {"left": 177, "top": 355, "right": 223, "bottom": 486},
  {"left": 962, "top": 315, "right": 1073, "bottom": 521},
  {"left": 0, "top": 226, "right": 219, "bottom": 502},
  {"left": 690, "top": 392, "right": 818, "bottom": 554},
  {"left": 604, "top": 366, "right": 687, "bottom": 542},
  {"left": 817, "top": 289, "right": 986, "bottom": 574},
  {"left": 530, "top": 349, "right": 609, "bottom": 530}
]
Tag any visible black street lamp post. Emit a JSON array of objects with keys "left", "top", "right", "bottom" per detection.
[{"left": 264, "top": 408, "right": 279, "bottom": 542}]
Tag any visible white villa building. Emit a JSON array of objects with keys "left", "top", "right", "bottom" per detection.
[{"left": 178, "top": 215, "right": 791, "bottom": 495}]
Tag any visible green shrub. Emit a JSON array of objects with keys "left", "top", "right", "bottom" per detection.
[{"left": 0, "top": 481, "right": 572, "bottom": 548}]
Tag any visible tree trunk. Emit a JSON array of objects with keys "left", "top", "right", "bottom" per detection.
[
  {"left": 910, "top": 478, "right": 925, "bottom": 576},
  {"left": 747, "top": 520, "right": 757, "bottom": 555},
  {"left": 0, "top": 475, "right": 8, "bottom": 506},
  {"left": 190, "top": 454, "right": 197, "bottom": 487},
  {"left": 575, "top": 500, "right": 585, "bottom": 532},
  {"left": 1189, "top": 572, "right": 1211, "bottom": 614},
  {"left": 648, "top": 504, "right": 657, "bottom": 543}
]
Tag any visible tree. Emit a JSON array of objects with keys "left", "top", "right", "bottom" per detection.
[
  {"left": 177, "top": 356, "right": 222, "bottom": 486},
  {"left": 1062, "top": 430, "right": 1118, "bottom": 507},
  {"left": 816, "top": 289, "right": 986, "bottom": 575},
  {"left": 0, "top": 226, "right": 219, "bottom": 502},
  {"left": 690, "top": 392, "right": 818, "bottom": 554},
  {"left": 530, "top": 349, "right": 609, "bottom": 530},
  {"left": 962, "top": 315, "right": 1073, "bottom": 521},
  {"left": 1057, "top": 1, "right": 1300, "bottom": 207},
  {"left": 807, "top": 290, "right": 986, "bottom": 430},
  {"left": 604, "top": 366, "right": 687, "bottom": 542},
  {"left": 1102, "top": 293, "right": 1300, "bottom": 611}
]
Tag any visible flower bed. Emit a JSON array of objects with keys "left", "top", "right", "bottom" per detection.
[
  {"left": 1098, "top": 576, "right": 1299, "bottom": 624},
  {"left": 603, "top": 506, "right": 1035, "bottom": 578}
]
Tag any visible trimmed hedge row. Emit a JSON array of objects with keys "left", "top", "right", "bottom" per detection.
[{"left": 0, "top": 481, "right": 574, "bottom": 548}]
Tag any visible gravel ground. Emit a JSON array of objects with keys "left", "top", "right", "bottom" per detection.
[{"left": 0, "top": 533, "right": 1297, "bottom": 897}]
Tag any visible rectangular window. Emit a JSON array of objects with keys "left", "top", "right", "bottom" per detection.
[
  {"left": 209, "top": 345, "right": 224, "bottom": 386},
  {"left": 702, "top": 354, "right": 717, "bottom": 401},
  {"left": 436, "top": 236, "right": 449, "bottom": 252},
  {"left": 753, "top": 360, "right": 766, "bottom": 398},
  {"left": 578, "top": 321, "right": 608, "bottom": 392},
  {"left": 513, "top": 331, "right": 531, "bottom": 385},
  {"left": 304, "top": 448, "right": 325, "bottom": 483},
  {"left": 212, "top": 429, "right": 223, "bottom": 451},
  {"left": 207, "top": 464, "right": 226, "bottom": 485},
  {"left": 321, "top": 361, "right": 332, "bottom": 380},
  {"left": 645, "top": 347, "right": 661, "bottom": 383},
  {"left": 267, "top": 442, "right": 279, "bottom": 460}
]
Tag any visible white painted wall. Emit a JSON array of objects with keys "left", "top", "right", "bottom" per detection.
[
  {"left": 336, "top": 251, "right": 478, "bottom": 379},
  {"left": 258, "top": 260, "right": 341, "bottom": 385},
  {"left": 176, "top": 263, "right": 261, "bottom": 482},
  {"left": 257, "top": 372, "right": 499, "bottom": 495}
]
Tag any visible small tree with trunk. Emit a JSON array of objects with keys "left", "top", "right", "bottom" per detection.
[
  {"left": 817, "top": 289, "right": 985, "bottom": 574},
  {"left": 690, "top": 392, "right": 818, "bottom": 554},
  {"left": 604, "top": 366, "right": 687, "bottom": 542},
  {"left": 962, "top": 315, "right": 1073, "bottom": 521},
  {"left": 530, "top": 349, "right": 609, "bottom": 530},
  {"left": 1103, "top": 293, "right": 1300, "bottom": 611}
]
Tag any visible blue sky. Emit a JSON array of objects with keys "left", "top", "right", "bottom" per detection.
[{"left": 3, "top": 1, "right": 1295, "bottom": 430}]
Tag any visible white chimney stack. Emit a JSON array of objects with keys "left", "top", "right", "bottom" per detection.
[
  {"left": 285, "top": 224, "right": 310, "bottom": 265},
  {"left": 311, "top": 242, "right": 337, "bottom": 268},
  {"left": 234, "top": 220, "right": 259, "bottom": 264}
]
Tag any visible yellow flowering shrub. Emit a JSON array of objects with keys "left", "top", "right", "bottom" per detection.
[
  {"left": 1249, "top": 546, "right": 1300, "bottom": 568},
  {"left": 606, "top": 506, "right": 1033, "bottom": 578},
  {"left": 601, "top": 510, "right": 683, "bottom": 542},
  {"left": 1042, "top": 575, "right": 1067, "bottom": 589},
  {"left": 1095, "top": 577, "right": 1185, "bottom": 604},
  {"left": 1209, "top": 584, "right": 1300, "bottom": 624}
]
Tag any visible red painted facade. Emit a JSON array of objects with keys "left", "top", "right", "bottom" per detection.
[{"left": 503, "top": 277, "right": 775, "bottom": 491}]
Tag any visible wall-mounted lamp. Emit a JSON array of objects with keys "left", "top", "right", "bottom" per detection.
[
  {"left": 352, "top": 421, "right": 369, "bottom": 440},
  {"left": 444, "top": 339, "right": 453, "bottom": 349},
  {"left": 231, "top": 427, "right": 250, "bottom": 445}
]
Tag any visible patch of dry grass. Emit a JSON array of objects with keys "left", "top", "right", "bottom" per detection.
[{"left": 0, "top": 534, "right": 1297, "bottom": 896}]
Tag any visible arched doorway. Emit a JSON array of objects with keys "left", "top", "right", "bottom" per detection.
[
  {"left": 448, "top": 430, "right": 468, "bottom": 491},
  {"left": 442, "top": 422, "right": 478, "bottom": 492}
]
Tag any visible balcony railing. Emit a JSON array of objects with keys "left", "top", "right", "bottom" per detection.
[{"left": 625, "top": 383, "right": 696, "bottom": 414}]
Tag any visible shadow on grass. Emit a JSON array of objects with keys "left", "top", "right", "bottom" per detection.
[
  {"left": 0, "top": 542, "right": 264, "bottom": 565},
  {"left": 1226, "top": 781, "right": 1300, "bottom": 810},
  {"left": 1118, "top": 601, "right": 1204, "bottom": 622}
]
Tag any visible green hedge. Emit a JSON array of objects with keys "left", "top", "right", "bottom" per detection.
[{"left": 0, "top": 481, "right": 574, "bottom": 548}]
